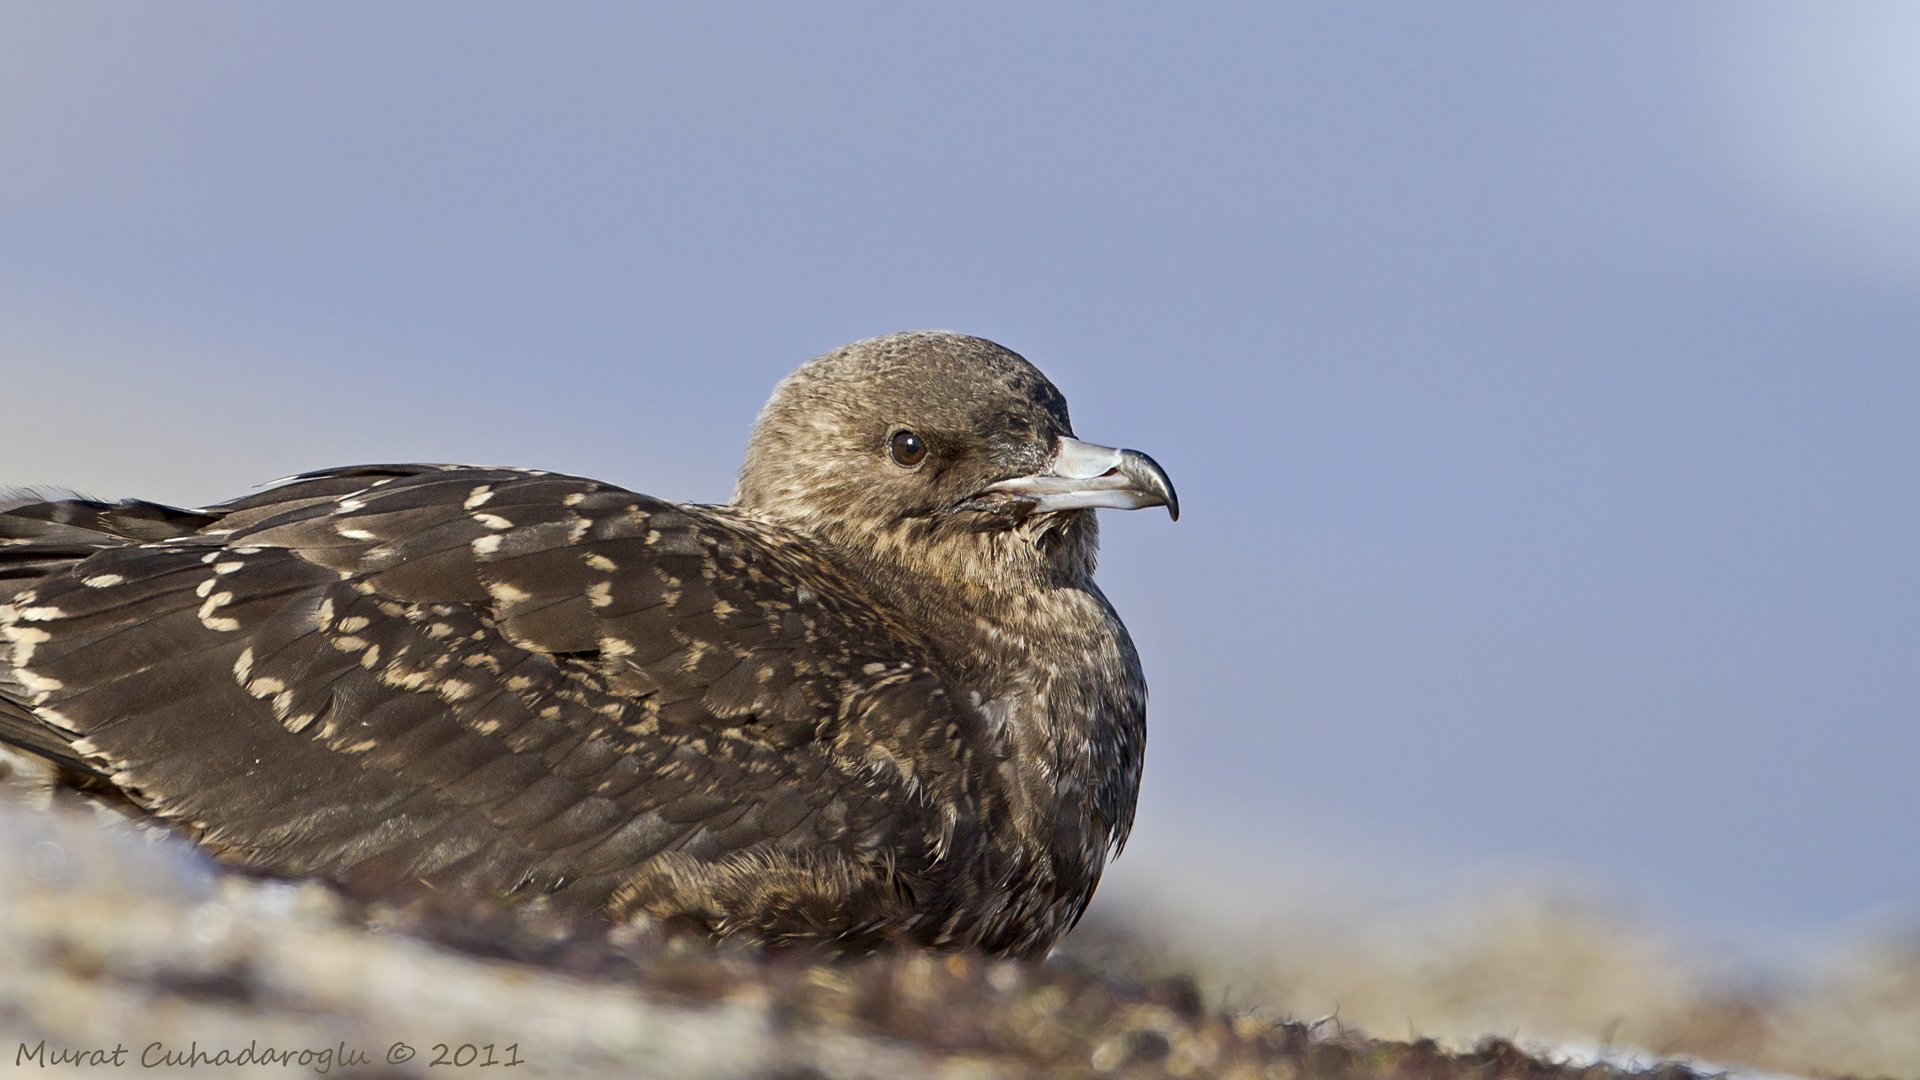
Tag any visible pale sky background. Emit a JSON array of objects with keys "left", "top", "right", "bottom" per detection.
[{"left": 2, "top": 3, "right": 1916, "bottom": 947}]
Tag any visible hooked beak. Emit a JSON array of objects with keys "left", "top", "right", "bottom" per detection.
[{"left": 976, "top": 437, "right": 1179, "bottom": 521}]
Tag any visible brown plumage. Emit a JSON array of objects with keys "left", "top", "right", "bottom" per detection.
[{"left": 0, "top": 331, "right": 1176, "bottom": 956}]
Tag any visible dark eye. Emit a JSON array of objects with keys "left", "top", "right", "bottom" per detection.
[{"left": 888, "top": 429, "right": 927, "bottom": 468}]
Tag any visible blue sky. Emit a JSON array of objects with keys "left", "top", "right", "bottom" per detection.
[{"left": 3, "top": 2, "right": 1917, "bottom": 941}]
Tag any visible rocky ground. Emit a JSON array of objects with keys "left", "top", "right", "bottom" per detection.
[{"left": 0, "top": 795, "right": 1755, "bottom": 1080}]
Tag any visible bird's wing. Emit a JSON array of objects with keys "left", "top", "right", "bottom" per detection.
[{"left": 1, "top": 465, "right": 991, "bottom": 939}]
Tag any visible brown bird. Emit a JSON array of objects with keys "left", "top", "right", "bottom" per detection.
[{"left": 0, "top": 331, "right": 1176, "bottom": 956}]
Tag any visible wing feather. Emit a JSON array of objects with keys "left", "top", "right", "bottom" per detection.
[{"left": 1, "top": 465, "right": 994, "bottom": 941}]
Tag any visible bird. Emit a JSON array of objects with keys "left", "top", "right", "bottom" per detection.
[{"left": 0, "top": 331, "right": 1176, "bottom": 957}]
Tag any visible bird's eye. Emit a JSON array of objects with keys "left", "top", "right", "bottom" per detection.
[{"left": 888, "top": 429, "right": 928, "bottom": 468}]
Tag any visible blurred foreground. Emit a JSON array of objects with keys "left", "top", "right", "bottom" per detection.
[
  {"left": 1069, "top": 855, "right": 1920, "bottom": 1078},
  {"left": 0, "top": 785, "right": 1910, "bottom": 1078}
]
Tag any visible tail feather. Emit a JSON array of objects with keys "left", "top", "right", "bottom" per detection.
[
  {"left": 2, "top": 494, "right": 216, "bottom": 781},
  {"left": 0, "top": 694, "right": 102, "bottom": 779},
  {"left": 1, "top": 493, "right": 219, "bottom": 541},
  {"left": 2, "top": 495, "right": 216, "bottom": 583}
]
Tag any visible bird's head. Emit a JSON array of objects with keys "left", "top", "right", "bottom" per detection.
[{"left": 734, "top": 331, "right": 1176, "bottom": 598}]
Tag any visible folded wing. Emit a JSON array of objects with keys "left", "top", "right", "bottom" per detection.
[{"left": 1, "top": 465, "right": 993, "bottom": 946}]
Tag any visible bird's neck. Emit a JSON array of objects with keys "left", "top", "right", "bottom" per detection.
[
  {"left": 808, "top": 512, "right": 1144, "bottom": 875},
  {"left": 810, "top": 510, "right": 1101, "bottom": 653}
]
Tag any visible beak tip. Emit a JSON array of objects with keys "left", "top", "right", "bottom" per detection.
[{"left": 1118, "top": 448, "right": 1178, "bottom": 523}]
